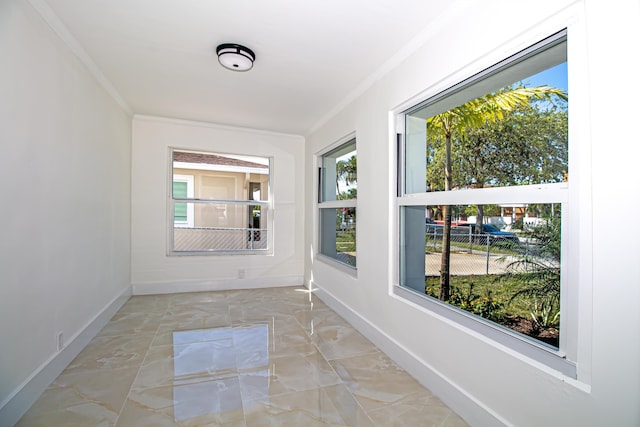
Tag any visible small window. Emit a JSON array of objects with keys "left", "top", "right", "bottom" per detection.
[
  {"left": 318, "top": 138, "right": 357, "bottom": 268},
  {"left": 397, "top": 31, "right": 575, "bottom": 376},
  {"left": 170, "top": 149, "right": 270, "bottom": 254},
  {"left": 173, "top": 175, "right": 194, "bottom": 227}
]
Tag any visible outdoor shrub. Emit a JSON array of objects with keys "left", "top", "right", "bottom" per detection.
[
  {"left": 529, "top": 296, "right": 560, "bottom": 333},
  {"left": 504, "top": 217, "right": 561, "bottom": 331},
  {"left": 425, "top": 280, "right": 505, "bottom": 323},
  {"left": 471, "top": 292, "right": 505, "bottom": 322}
]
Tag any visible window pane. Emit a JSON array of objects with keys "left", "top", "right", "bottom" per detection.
[
  {"left": 174, "top": 203, "right": 268, "bottom": 251},
  {"left": 405, "top": 39, "right": 568, "bottom": 193},
  {"left": 173, "top": 150, "right": 269, "bottom": 202},
  {"left": 401, "top": 203, "right": 562, "bottom": 348},
  {"left": 173, "top": 181, "right": 188, "bottom": 221},
  {"left": 171, "top": 149, "right": 270, "bottom": 254},
  {"left": 320, "top": 208, "right": 356, "bottom": 267},
  {"left": 321, "top": 139, "right": 357, "bottom": 201}
]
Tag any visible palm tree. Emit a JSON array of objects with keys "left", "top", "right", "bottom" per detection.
[
  {"left": 427, "top": 85, "right": 567, "bottom": 302},
  {"left": 336, "top": 155, "right": 357, "bottom": 199}
]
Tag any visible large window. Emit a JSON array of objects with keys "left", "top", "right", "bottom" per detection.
[
  {"left": 318, "top": 137, "right": 357, "bottom": 268},
  {"left": 169, "top": 149, "right": 270, "bottom": 254},
  {"left": 397, "top": 31, "right": 575, "bottom": 376}
]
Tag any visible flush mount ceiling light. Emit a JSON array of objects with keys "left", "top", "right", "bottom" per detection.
[{"left": 216, "top": 43, "right": 256, "bottom": 72}]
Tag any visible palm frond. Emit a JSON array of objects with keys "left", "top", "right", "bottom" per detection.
[{"left": 428, "top": 85, "right": 568, "bottom": 139}]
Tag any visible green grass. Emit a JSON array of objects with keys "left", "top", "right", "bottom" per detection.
[
  {"left": 336, "top": 232, "right": 356, "bottom": 252},
  {"left": 425, "top": 274, "right": 532, "bottom": 319}
]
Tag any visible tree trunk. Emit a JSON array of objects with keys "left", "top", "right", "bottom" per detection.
[
  {"left": 472, "top": 174, "right": 485, "bottom": 242},
  {"left": 439, "top": 133, "right": 452, "bottom": 301},
  {"left": 439, "top": 205, "right": 452, "bottom": 301},
  {"left": 475, "top": 201, "right": 484, "bottom": 234}
]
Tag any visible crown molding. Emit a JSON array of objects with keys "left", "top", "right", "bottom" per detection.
[{"left": 27, "top": 0, "right": 133, "bottom": 116}]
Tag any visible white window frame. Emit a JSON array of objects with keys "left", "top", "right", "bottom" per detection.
[
  {"left": 392, "top": 27, "right": 589, "bottom": 379},
  {"left": 316, "top": 134, "right": 357, "bottom": 271},
  {"left": 168, "top": 148, "right": 272, "bottom": 256}
]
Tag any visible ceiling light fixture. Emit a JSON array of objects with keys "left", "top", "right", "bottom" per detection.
[{"left": 216, "top": 43, "right": 256, "bottom": 72}]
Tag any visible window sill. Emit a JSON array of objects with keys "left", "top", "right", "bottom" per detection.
[
  {"left": 168, "top": 249, "right": 272, "bottom": 257},
  {"left": 393, "top": 285, "right": 576, "bottom": 378},
  {"left": 316, "top": 253, "right": 358, "bottom": 277}
]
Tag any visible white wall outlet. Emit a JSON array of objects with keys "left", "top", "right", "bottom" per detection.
[
  {"left": 238, "top": 269, "right": 245, "bottom": 279},
  {"left": 56, "top": 331, "right": 64, "bottom": 351}
]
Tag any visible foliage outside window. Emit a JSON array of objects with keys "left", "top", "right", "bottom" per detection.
[
  {"left": 170, "top": 149, "right": 270, "bottom": 254},
  {"left": 319, "top": 138, "right": 357, "bottom": 268},
  {"left": 398, "top": 32, "right": 573, "bottom": 374}
]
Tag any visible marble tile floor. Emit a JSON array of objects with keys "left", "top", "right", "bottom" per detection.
[{"left": 16, "top": 286, "right": 468, "bottom": 427}]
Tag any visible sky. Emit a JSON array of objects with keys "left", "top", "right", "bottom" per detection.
[{"left": 521, "top": 62, "right": 568, "bottom": 92}]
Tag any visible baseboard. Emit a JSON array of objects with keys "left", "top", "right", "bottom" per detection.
[
  {"left": 0, "top": 286, "right": 132, "bottom": 427},
  {"left": 311, "top": 281, "right": 507, "bottom": 427},
  {"left": 132, "top": 275, "right": 304, "bottom": 295}
]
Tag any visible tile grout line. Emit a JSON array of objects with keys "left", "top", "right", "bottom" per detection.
[
  {"left": 112, "top": 297, "right": 166, "bottom": 426},
  {"left": 292, "top": 295, "right": 379, "bottom": 427}
]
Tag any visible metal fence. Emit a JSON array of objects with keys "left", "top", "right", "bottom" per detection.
[
  {"left": 425, "top": 227, "right": 549, "bottom": 276},
  {"left": 335, "top": 229, "right": 357, "bottom": 267},
  {"left": 174, "top": 227, "right": 268, "bottom": 252}
]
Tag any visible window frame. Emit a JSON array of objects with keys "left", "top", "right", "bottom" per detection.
[
  {"left": 167, "top": 148, "right": 272, "bottom": 256},
  {"left": 393, "top": 29, "right": 582, "bottom": 378},
  {"left": 317, "top": 134, "right": 358, "bottom": 271}
]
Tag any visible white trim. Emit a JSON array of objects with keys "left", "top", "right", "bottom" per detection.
[
  {"left": 399, "top": 183, "right": 568, "bottom": 206},
  {"left": 315, "top": 254, "right": 358, "bottom": 277},
  {"left": 316, "top": 136, "right": 358, "bottom": 268},
  {"left": 317, "top": 200, "right": 357, "bottom": 209},
  {"left": 134, "top": 114, "right": 304, "bottom": 139},
  {"left": 389, "top": 3, "right": 579, "bottom": 117},
  {"left": 0, "top": 286, "right": 131, "bottom": 427},
  {"left": 394, "top": 285, "right": 576, "bottom": 377},
  {"left": 307, "top": 1, "right": 471, "bottom": 136},
  {"left": 168, "top": 148, "right": 273, "bottom": 256},
  {"left": 565, "top": 3, "right": 593, "bottom": 383},
  {"left": 311, "top": 282, "right": 508, "bottom": 427},
  {"left": 393, "top": 23, "right": 582, "bottom": 377},
  {"left": 314, "top": 132, "right": 357, "bottom": 157},
  {"left": 174, "top": 162, "right": 268, "bottom": 175},
  {"left": 27, "top": 0, "right": 133, "bottom": 116},
  {"left": 132, "top": 276, "right": 304, "bottom": 295}
]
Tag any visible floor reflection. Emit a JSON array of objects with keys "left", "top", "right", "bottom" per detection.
[
  {"left": 172, "top": 324, "right": 269, "bottom": 421},
  {"left": 16, "top": 287, "right": 468, "bottom": 427}
]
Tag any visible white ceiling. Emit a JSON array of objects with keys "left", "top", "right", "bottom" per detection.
[{"left": 38, "top": 0, "right": 455, "bottom": 135}]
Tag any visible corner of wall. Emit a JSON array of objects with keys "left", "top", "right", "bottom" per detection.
[{"left": 0, "top": 286, "right": 132, "bottom": 427}]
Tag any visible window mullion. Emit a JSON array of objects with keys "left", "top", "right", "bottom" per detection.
[
  {"left": 318, "top": 200, "right": 357, "bottom": 209},
  {"left": 398, "top": 184, "right": 569, "bottom": 207}
]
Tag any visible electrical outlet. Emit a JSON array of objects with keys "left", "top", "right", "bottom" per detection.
[
  {"left": 238, "top": 269, "right": 245, "bottom": 279},
  {"left": 56, "top": 332, "right": 64, "bottom": 351}
]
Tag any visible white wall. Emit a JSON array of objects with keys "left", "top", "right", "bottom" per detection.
[
  {"left": 131, "top": 116, "right": 305, "bottom": 293},
  {"left": 305, "top": 1, "right": 640, "bottom": 426},
  {"left": 0, "top": 0, "right": 132, "bottom": 424}
]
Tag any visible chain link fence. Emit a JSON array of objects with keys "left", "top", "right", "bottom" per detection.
[
  {"left": 335, "top": 228, "right": 356, "bottom": 267},
  {"left": 425, "top": 225, "right": 548, "bottom": 276},
  {"left": 174, "top": 227, "right": 268, "bottom": 252}
]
